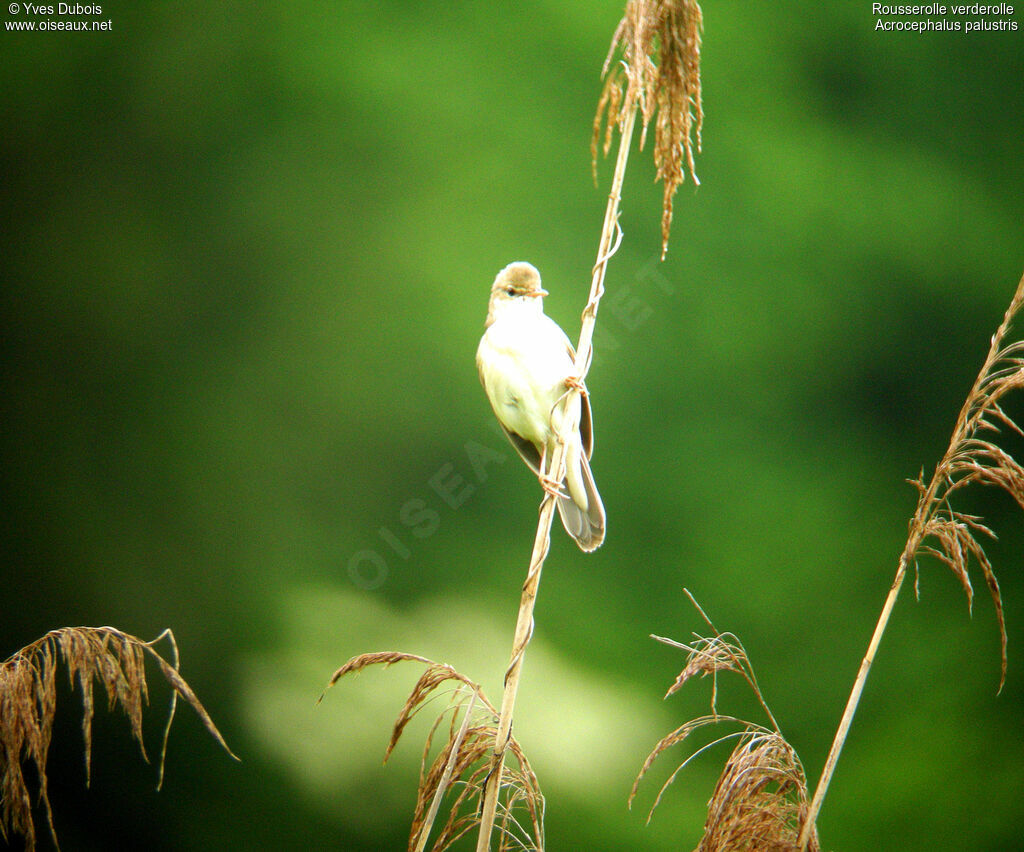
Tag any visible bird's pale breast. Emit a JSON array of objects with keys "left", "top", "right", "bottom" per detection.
[{"left": 477, "top": 308, "right": 578, "bottom": 448}]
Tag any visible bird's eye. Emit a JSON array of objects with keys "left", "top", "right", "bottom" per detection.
[{"left": 506, "top": 287, "right": 515, "bottom": 296}]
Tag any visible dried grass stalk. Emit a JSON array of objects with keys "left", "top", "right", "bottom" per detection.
[
  {"left": 654, "top": 589, "right": 780, "bottom": 730},
  {"left": 698, "top": 728, "right": 818, "bottom": 852},
  {"left": 633, "top": 595, "right": 819, "bottom": 852},
  {"left": 799, "top": 270, "right": 1024, "bottom": 849},
  {"left": 323, "top": 652, "right": 544, "bottom": 852},
  {"left": 476, "top": 4, "right": 705, "bottom": 848},
  {"left": 593, "top": 0, "right": 703, "bottom": 257},
  {"left": 0, "top": 626, "right": 235, "bottom": 852}
]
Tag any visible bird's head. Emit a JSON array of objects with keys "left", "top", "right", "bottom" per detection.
[{"left": 486, "top": 262, "right": 549, "bottom": 326}]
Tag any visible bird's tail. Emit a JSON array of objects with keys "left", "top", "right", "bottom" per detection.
[{"left": 556, "top": 455, "right": 605, "bottom": 552}]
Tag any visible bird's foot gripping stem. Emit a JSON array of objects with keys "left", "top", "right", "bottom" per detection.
[
  {"left": 563, "top": 374, "right": 587, "bottom": 396},
  {"left": 538, "top": 472, "right": 569, "bottom": 500}
]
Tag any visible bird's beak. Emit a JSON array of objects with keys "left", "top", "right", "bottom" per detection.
[{"left": 528, "top": 288, "right": 549, "bottom": 298}]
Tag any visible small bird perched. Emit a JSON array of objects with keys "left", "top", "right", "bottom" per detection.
[{"left": 476, "top": 262, "right": 606, "bottom": 551}]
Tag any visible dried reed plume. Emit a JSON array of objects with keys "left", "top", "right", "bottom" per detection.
[
  {"left": 799, "top": 269, "right": 1024, "bottom": 849},
  {"left": 0, "top": 626, "right": 235, "bottom": 852},
  {"left": 631, "top": 592, "right": 820, "bottom": 852},
  {"left": 322, "top": 652, "right": 544, "bottom": 852},
  {"left": 476, "top": 4, "right": 704, "bottom": 847},
  {"left": 593, "top": 0, "right": 703, "bottom": 257}
]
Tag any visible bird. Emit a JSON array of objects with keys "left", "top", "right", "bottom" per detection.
[{"left": 476, "top": 261, "right": 606, "bottom": 551}]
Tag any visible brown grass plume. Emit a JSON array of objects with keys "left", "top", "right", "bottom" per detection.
[
  {"left": 594, "top": 0, "right": 704, "bottom": 256},
  {"left": 631, "top": 593, "right": 820, "bottom": 852},
  {"left": 901, "top": 277, "right": 1024, "bottom": 688},
  {"left": 322, "top": 652, "right": 544, "bottom": 852},
  {"left": 0, "top": 626, "right": 235, "bottom": 852}
]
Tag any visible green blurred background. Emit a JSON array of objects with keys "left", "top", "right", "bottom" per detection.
[{"left": 2, "top": 2, "right": 1022, "bottom": 849}]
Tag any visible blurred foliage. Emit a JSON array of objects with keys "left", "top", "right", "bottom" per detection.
[{"left": 1, "top": 1, "right": 1022, "bottom": 850}]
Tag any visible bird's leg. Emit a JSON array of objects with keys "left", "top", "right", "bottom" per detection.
[
  {"left": 537, "top": 444, "right": 569, "bottom": 499},
  {"left": 564, "top": 374, "right": 588, "bottom": 397}
]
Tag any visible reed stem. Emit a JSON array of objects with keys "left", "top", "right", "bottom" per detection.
[
  {"left": 475, "top": 107, "right": 637, "bottom": 852},
  {"left": 798, "top": 274, "right": 1024, "bottom": 849}
]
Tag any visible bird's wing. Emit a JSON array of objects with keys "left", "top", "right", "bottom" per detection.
[
  {"left": 564, "top": 339, "right": 594, "bottom": 461},
  {"left": 498, "top": 422, "right": 543, "bottom": 475},
  {"left": 579, "top": 387, "right": 594, "bottom": 460}
]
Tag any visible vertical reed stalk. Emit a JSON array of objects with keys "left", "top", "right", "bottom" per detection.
[
  {"left": 796, "top": 559, "right": 909, "bottom": 849},
  {"left": 415, "top": 691, "right": 478, "bottom": 852},
  {"left": 478, "top": 3, "right": 702, "bottom": 844},
  {"left": 475, "top": 108, "right": 638, "bottom": 852}
]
